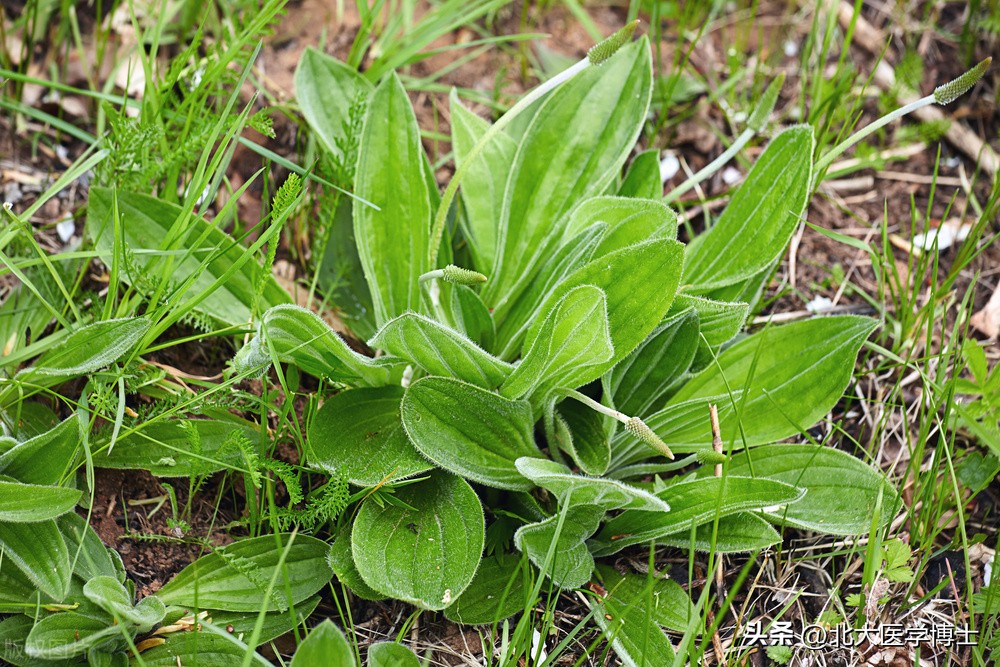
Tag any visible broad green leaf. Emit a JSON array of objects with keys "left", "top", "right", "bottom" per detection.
[
  {"left": 59, "top": 512, "right": 120, "bottom": 582},
  {"left": 87, "top": 189, "right": 291, "bottom": 327},
  {"left": 683, "top": 126, "right": 813, "bottom": 291},
  {"left": 328, "top": 523, "right": 386, "bottom": 601},
  {"left": 443, "top": 552, "right": 527, "bottom": 625},
  {"left": 308, "top": 386, "right": 431, "bottom": 487},
  {"left": 596, "top": 565, "right": 695, "bottom": 633},
  {"left": 291, "top": 620, "right": 355, "bottom": 667},
  {"left": 93, "top": 415, "right": 266, "bottom": 477},
  {"left": 16, "top": 317, "right": 149, "bottom": 384},
  {"left": 195, "top": 596, "right": 320, "bottom": 647},
  {"left": 695, "top": 444, "right": 900, "bottom": 534},
  {"left": 514, "top": 503, "right": 603, "bottom": 589},
  {"left": 131, "top": 630, "right": 265, "bottom": 666},
  {"left": 0, "top": 414, "right": 78, "bottom": 485},
  {"left": 24, "top": 614, "right": 119, "bottom": 661},
  {"left": 401, "top": 377, "right": 541, "bottom": 490},
  {"left": 562, "top": 196, "right": 677, "bottom": 252},
  {"left": 0, "top": 615, "right": 79, "bottom": 667},
  {"left": 0, "top": 480, "right": 80, "bottom": 522},
  {"left": 605, "top": 309, "right": 699, "bottom": 418},
  {"left": 156, "top": 534, "right": 332, "bottom": 612},
  {"left": 643, "top": 316, "right": 877, "bottom": 451},
  {"left": 352, "top": 472, "right": 484, "bottom": 610},
  {"left": 486, "top": 39, "right": 652, "bottom": 307},
  {"left": 367, "top": 643, "right": 420, "bottom": 667},
  {"left": 246, "top": 305, "right": 395, "bottom": 386},
  {"left": 450, "top": 91, "right": 517, "bottom": 272},
  {"left": 670, "top": 294, "right": 749, "bottom": 369},
  {"left": 294, "top": 47, "right": 373, "bottom": 161},
  {"left": 500, "top": 285, "right": 613, "bottom": 401},
  {"left": 552, "top": 398, "right": 611, "bottom": 475},
  {"left": 591, "top": 476, "right": 803, "bottom": 556},
  {"left": 447, "top": 284, "right": 495, "bottom": 351},
  {"left": 515, "top": 458, "right": 669, "bottom": 512},
  {"left": 319, "top": 197, "right": 377, "bottom": 341},
  {"left": 370, "top": 314, "right": 512, "bottom": 389},
  {"left": 618, "top": 149, "right": 662, "bottom": 199},
  {"left": 524, "top": 240, "right": 684, "bottom": 380},
  {"left": 84, "top": 576, "right": 165, "bottom": 629},
  {"left": 657, "top": 512, "right": 781, "bottom": 552},
  {"left": 591, "top": 574, "right": 677, "bottom": 666},
  {"left": 354, "top": 73, "right": 433, "bottom": 326}
]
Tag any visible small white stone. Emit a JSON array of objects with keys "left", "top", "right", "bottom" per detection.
[
  {"left": 56, "top": 218, "right": 75, "bottom": 242},
  {"left": 806, "top": 295, "right": 834, "bottom": 314},
  {"left": 659, "top": 152, "right": 680, "bottom": 183},
  {"left": 784, "top": 39, "right": 799, "bottom": 57},
  {"left": 722, "top": 166, "right": 741, "bottom": 185}
]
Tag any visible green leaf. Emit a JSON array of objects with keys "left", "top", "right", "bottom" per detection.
[
  {"left": 514, "top": 503, "right": 603, "bottom": 589},
  {"left": 308, "top": 386, "right": 432, "bottom": 487},
  {"left": 670, "top": 294, "right": 749, "bottom": 369},
  {"left": 562, "top": 196, "right": 677, "bottom": 254},
  {"left": 0, "top": 414, "right": 78, "bottom": 485},
  {"left": 84, "top": 576, "right": 165, "bottom": 629},
  {"left": 156, "top": 534, "right": 332, "bottom": 612},
  {"left": 618, "top": 149, "right": 662, "bottom": 199},
  {"left": 24, "top": 614, "right": 119, "bottom": 661},
  {"left": 0, "top": 480, "right": 80, "bottom": 522},
  {"left": 450, "top": 91, "right": 517, "bottom": 272},
  {"left": 354, "top": 73, "right": 433, "bottom": 326},
  {"left": 59, "top": 512, "right": 120, "bottom": 582},
  {"left": 657, "top": 512, "right": 782, "bottom": 552},
  {"left": 596, "top": 565, "right": 695, "bottom": 633},
  {"left": 501, "top": 285, "right": 613, "bottom": 401},
  {"left": 446, "top": 284, "right": 496, "bottom": 351},
  {"left": 639, "top": 316, "right": 877, "bottom": 453},
  {"left": 515, "top": 458, "right": 669, "bottom": 512},
  {"left": 401, "top": 377, "right": 541, "bottom": 490},
  {"left": 552, "top": 398, "right": 611, "bottom": 475},
  {"left": 195, "top": 596, "right": 321, "bottom": 647},
  {"left": 352, "top": 472, "right": 484, "bottom": 610},
  {"left": 591, "top": 583, "right": 677, "bottom": 667},
  {"left": 17, "top": 317, "right": 150, "bottom": 383},
  {"left": 443, "top": 552, "right": 527, "bottom": 625},
  {"left": 93, "top": 415, "right": 266, "bottom": 477},
  {"left": 328, "top": 523, "right": 386, "bottom": 601},
  {"left": 525, "top": 240, "right": 684, "bottom": 381},
  {"left": 485, "top": 39, "right": 652, "bottom": 307},
  {"left": 295, "top": 47, "right": 373, "bottom": 161},
  {"left": 696, "top": 444, "right": 900, "bottom": 535},
  {"left": 367, "top": 643, "right": 420, "bottom": 667},
  {"left": 370, "top": 314, "right": 512, "bottom": 389},
  {"left": 291, "top": 620, "right": 356, "bottom": 667},
  {"left": 591, "top": 476, "right": 803, "bottom": 556},
  {"left": 0, "top": 615, "right": 78, "bottom": 667},
  {"left": 318, "top": 197, "right": 377, "bottom": 341},
  {"left": 683, "top": 126, "right": 814, "bottom": 291},
  {"left": 86, "top": 189, "right": 291, "bottom": 327},
  {"left": 248, "top": 305, "right": 395, "bottom": 386},
  {"left": 605, "top": 309, "right": 699, "bottom": 418},
  {"left": 131, "top": 630, "right": 264, "bottom": 666}
]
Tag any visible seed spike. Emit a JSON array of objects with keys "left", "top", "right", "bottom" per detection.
[
  {"left": 934, "top": 57, "right": 991, "bottom": 105},
  {"left": 419, "top": 265, "right": 488, "bottom": 285},
  {"left": 625, "top": 417, "right": 675, "bottom": 460},
  {"left": 588, "top": 20, "right": 640, "bottom": 65}
]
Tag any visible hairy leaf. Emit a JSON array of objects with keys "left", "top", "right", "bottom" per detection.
[
  {"left": 515, "top": 457, "right": 669, "bottom": 511},
  {"left": 17, "top": 317, "right": 149, "bottom": 384},
  {"left": 295, "top": 47, "right": 373, "bottom": 162},
  {"left": 443, "top": 552, "right": 527, "bottom": 625},
  {"left": 0, "top": 414, "right": 79, "bottom": 485},
  {"left": 291, "top": 620, "right": 355, "bottom": 667},
  {"left": 0, "top": 519, "right": 71, "bottom": 600},
  {"left": 514, "top": 503, "right": 604, "bottom": 589},
  {"left": 0, "top": 480, "right": 81, "bottom": 522},
  {"left": 367, "top": 642, "right": 420, "bottom": 667}
]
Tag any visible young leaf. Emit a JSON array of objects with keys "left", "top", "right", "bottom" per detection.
[
  {"left": 352, "top": 472, "right": 485, "bottom": 610},
  {"left": 308, "top": 386, "right": 432, "bottom": 487},
  {"left": 500, "top": 285, "right": 613, "bottom": 401},
  {"left": 515, "top": 457, "right": 669, "bottom": 512},
  {"left": 290, "top": 620, "right": 356, "bottom": 667},
  {"left": 695, "top": 444, "right": 901, "bottom": 535},
  {"left": 0, "top": 414, "right": 78, "bottom": 485},
  {"left": 552, "top": 398, "right": 612, "bottom": 475},
  {"left": 0, "top": 480, "right": 81, "bottom": 522},
  {"left": 591, "top": 476, "right": 804, "bottom": 556},
  {"left": 514, "top": 503, "right": 603, "bottom": 589},
  {"left": 16, "top": 317, "right": 150, "bottom": 383},
  {"left": 369, "top": 313, "right": 512, "bottom": 389},
  {"left": 485, "top": 39, "right": 652, "bottom": 307},
  {"left": 84, "top": 576, "right": 166, "bottom": 629},
  {"left": 618, "top": 149, "right": 663, "bottom": 199},
  {"left": 248, "top": 305, "right": 395, "bottom": 386},
  {"left": 450, "top": 91, "right": 518, "bottom": 272},
  {"left": 683, "top": 125, "right": 814, "bottom": 291},
  {"left": 670, "top": 294, "right": 749, "bottom": 369},
  {"left": 294, "top": 47, "right": 373, "bottom": 162},
  {"left": 86, "top": 189, "right": 291, "bottom": 327},
  {"left": 367, "top": 642, "right": 420, "bottom": 667},
  {"left": 443, "top": 552, "right": 527, "bottom": 625},
  {"left": 0, "top": 519, "right": 72, "bottom": 599},
  {"left": 354, "top": 73, "right": 433, "bottom": 326},
  {"left": 640, "top": 316, "right": 877, "bottom": 452},
  {"left": 156, "top": 534, "right": 332, "bottom": 612},
  {"left": 562, "top": 196, "right": 677, "bottom": 252},
  {"left": 401, "top": 377, "right": 542, "bottom": 490}
]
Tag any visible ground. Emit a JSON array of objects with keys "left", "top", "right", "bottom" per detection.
[{"left": 1, "top": 0, "right": 999, "bottom": 664}]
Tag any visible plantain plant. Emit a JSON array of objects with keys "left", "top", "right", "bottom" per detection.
[{"left": 230, "top": 24, "right": 922, "bottom": 660}]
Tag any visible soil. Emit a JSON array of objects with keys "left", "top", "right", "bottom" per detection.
[{"left": 2, "top": 0, "right": 999, "bottom": 664}]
